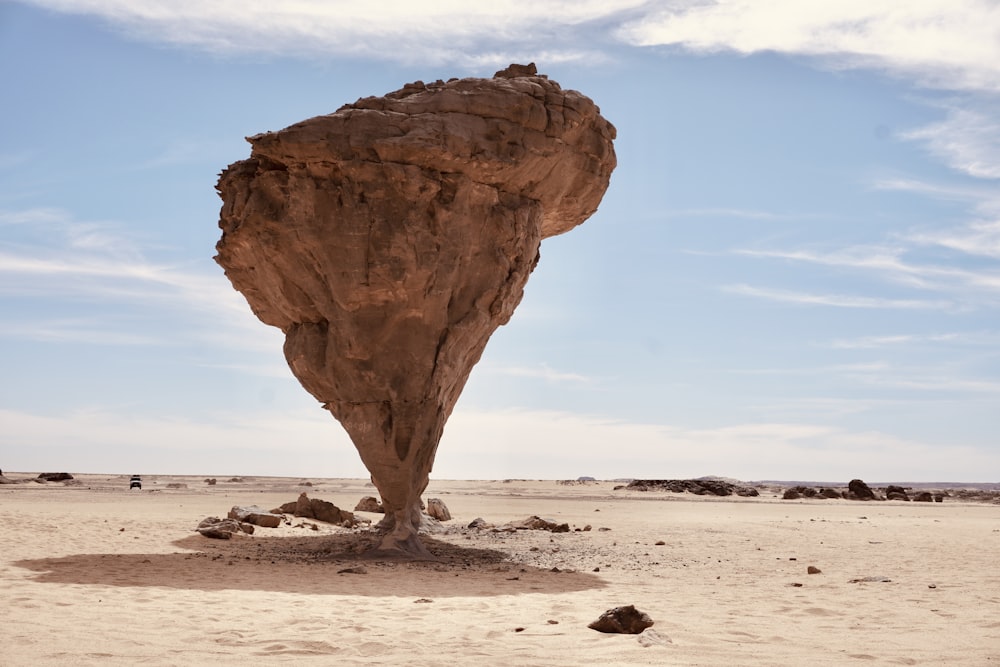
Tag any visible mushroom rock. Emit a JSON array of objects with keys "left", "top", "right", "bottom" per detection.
[{"left": 215, "top": 63, "right": 616, "bottom": 558}]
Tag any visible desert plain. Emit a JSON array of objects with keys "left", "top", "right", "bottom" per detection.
[{"left": 1, "top": 473, "right": 998, "bottom": 666}]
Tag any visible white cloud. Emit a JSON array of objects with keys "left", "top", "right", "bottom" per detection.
[
  {"left": 722, "top": 283, "right": 952, "bottom": 309},
  {"left": 902, "top": 103, "right": 1000, "bottom": 179},
  {"left": 908, "top": 219, "right": 1000, "bottom": 260},
  {"left": 734, "top": 243, "right": 1000, "bottom": 300},
  {"left": 828, "top": 332, "right": 967, "bottom": 349},
  {"left": 0, "top": 318, "right": 166, "bottom": 346},
  {"left": 483, "top": 362, "right": 592, "bottom": 384},
  {"left": 24, "top": 0, "right": 645, "bottom": 65},
  {"left": 619, "top": 0, "right": 1000, "bottom": 93},
  {"left": 0, "top": 207, "right": 273, "bottom": 352}
]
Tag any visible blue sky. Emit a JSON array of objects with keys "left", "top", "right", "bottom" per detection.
[{"left": 1, "top": 1, "right": 998, "bottom": 481}]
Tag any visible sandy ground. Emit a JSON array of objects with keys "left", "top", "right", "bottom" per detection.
[{"left": 1, "top": 474, "right": 998, "bottom": 666}]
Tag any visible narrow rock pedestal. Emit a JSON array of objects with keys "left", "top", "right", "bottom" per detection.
[{"left": 215, "top": 64, "right": 616, "bottom": 558}]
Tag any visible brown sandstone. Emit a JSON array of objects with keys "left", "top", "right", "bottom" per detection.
[{"left": 215, "top": 64, "right": 616, "bottom": 557}]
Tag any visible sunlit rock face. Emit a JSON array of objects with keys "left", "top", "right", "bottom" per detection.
[{"left": 215, "top": 64, "right": 616, "bottom": 557}]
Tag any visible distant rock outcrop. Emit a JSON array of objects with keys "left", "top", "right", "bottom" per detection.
[
  {"left": 37, "top": 472, "right": 73, "bottom": 482},
  {"left": 215, "top": 64, "right": 616, "bottom": 558},
  {"left": 624, "top": 479, "right": 760, "bottom": 497}
]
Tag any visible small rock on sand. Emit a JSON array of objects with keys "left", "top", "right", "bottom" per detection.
[{"left": 588, "top": 605, "right": 654, "bottom": 634}]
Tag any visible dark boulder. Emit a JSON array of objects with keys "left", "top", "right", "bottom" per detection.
[
  {"left": 588, "top": 605, "right": 654, "bottom": 634},
  {"left": 848, "top": 479, "right": 876, "bottom": 500},
  {"left": 885, "top": 485, "right": 910, "bottom": 501}
]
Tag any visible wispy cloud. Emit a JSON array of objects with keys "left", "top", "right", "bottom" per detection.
[
  {"left": 0, "top": 318, "right": 166, "bottom": 346},
  {"left": 618, "top": 1, "right": 1000, "bottom": 94},
  {"left": 828, "top": 332, "right": 968, "bottom": 349},
  {"left": 902, "top": 103, "right": 1000, "bottom": 179},
  {"left": 0, "top": 207, "right": 271, "bottom": 351},
  {"left": 722, "top": 283, "right": 952, "bottom": 309},
  {"left": 484, "top": 362, "right": 592, "bottom": 384},
  {"left": 735, "top": 246, "right": 1000, "bottom": 295},
  {"left": 660, "top": 207, "right": 804, "bottom": 221},
  {"left": 23, "top": 0, "right": 645, "bottom": 66}
]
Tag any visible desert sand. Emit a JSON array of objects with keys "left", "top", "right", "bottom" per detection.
[{"left": 1, "top": 474, "right": 998, "bottom": 666}]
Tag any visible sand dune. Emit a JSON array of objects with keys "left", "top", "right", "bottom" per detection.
[{"left": 2, "top": 474, "right": 998, "bottom": 665}]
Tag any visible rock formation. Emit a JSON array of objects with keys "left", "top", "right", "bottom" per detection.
[
  {"left": 228, "top": 505, "right": 283, "bottom": 528},
  {"left": 37, "top": 472, "right": 73, "bottom": 482},
  {"left": 624, "top": 479, "right": 760, "bottom": 497},
  {"left": 215, "top": 64, "right": 616, "bottom": 558},
  {"left": 197, "top": 516, "right": 255, "bottom": 539},
  {"left": 272, "top": 492, "right": 362, "bottom": 527},
  {"left": 425, "top": 498, "right": 451, "bottom": 521},
  {"left": 848, "top": 479, "right": 877, "bottom": 500}
]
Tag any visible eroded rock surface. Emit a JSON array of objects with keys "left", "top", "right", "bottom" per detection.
[{"left": 216, "top": 64, "right": 616, "bottom": 557}]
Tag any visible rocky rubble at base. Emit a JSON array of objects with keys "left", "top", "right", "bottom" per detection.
[
  {"left": 271, "top": 492, "right": 363, "bottom": 527},
  {"left": 466, "top": 515, "right": 572, "bottom": 533},
  {"left": 228, "top": 505, "right": 283, "bottom": 528},
  {"left": 196, "top": 517, "right": 255, "bottom": 539}
]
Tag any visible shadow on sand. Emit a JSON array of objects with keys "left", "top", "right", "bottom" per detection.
[{"left": 13, "top": 532, "right": 606, "bottom": 598}]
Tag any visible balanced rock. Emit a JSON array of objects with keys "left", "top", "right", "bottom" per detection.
[
  {"left": 588, "top": 605, "right": 654, "bottom": 634},
  {"left": 215, "top": 64, "right": 616, "bottom": 557}
]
